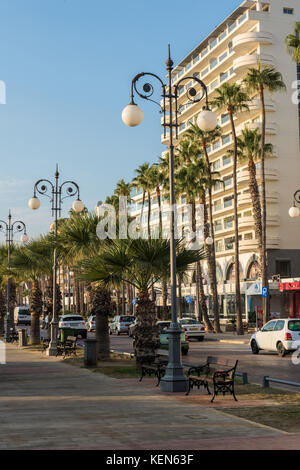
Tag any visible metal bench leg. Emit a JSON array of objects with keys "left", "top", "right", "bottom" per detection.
[
  {"left": 139, "top": 368, "right": 145, "bottom": 382},
  {"left": 232, "top": 383, "right": 238, "bottom": 402},
  {"left": 185, "top": 379, "right": 192, "bottom": 396}
]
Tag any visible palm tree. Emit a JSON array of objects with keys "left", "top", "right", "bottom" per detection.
[
  {"left": 175, "top": 156, "right": 214, "bottom": 332},
  {"left": 233, "top": 128, "right": 273, "bottom": 259},
  {"left": 184, "top": 122, "right": 222, "bottom": 332},
  {"left": 244, "top": 64, "right": 286, "bottom": 324},
  {"left": 78, "top": 238, "right": 205, "bottom": 364},
  {"left": 57, "top": 212, "right": 113, "bottom": 360},
  {"left": 0, "top": 284, "right": 6, "bottom": 337},
  {"left": 285, "top": 22, "right": 300, "bottom": 63},
  {"left": 132, "top": 162, "right": 150, "bottom": 236},
  {"left": 211, "top": 83, "right": 250, "bottom": 335}
]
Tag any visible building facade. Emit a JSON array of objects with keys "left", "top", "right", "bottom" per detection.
[{"left": 130, "top": 0, "right": 300, "bottom": 324}]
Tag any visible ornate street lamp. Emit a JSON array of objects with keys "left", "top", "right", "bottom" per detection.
[
  {"left": 29, "top": 165, "right": 84, "bottom": 356},
  {"left": 0, "top": 210, "right": 28, "bottom": 342},
  {"left": 289, "top": 190, "right": 300, "bottom": 218},
  {"left": 122, "top": 45, "right": 217, "bottom": 392}
]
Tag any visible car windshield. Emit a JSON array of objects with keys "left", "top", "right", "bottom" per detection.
[
  {"left": 157, "top": 323, "right": 170, "bottom": 333},
  {"left": 288, "top": 320, "right": 300, "bottom": 331},
  {"left": 180, "top": 319, "right": 199, "bottom": 325},
  {"left": 120, "top": 316, "right": 135, "bottom": 322}
]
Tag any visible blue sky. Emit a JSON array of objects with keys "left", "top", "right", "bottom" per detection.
[{"left": 0, "top": 0, "right": 242, "bottom": 238}]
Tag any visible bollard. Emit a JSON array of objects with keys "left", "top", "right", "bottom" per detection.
[
  {"left": 18, "top": 329, "right": 27, "bottom": 347},
  {"left": 84, "top": 338, "right": 97, "bottom": 367}
]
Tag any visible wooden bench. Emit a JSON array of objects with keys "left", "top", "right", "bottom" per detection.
[
  {"left": 186, "top": 356, "right": 238, "bottom": 402},
  {"left": 56, "top": 336, "right": 77, "bottom": 358},
  {"left": 139, "top": 349, "right": 169, "bottom": 386}
]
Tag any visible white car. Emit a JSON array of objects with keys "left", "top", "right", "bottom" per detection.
[
  {"left": 178, "top": 317, "right": 205, "bottom": 341},
  {"left": 86, "top": 315, "right": 96, "bottom": 332},
  {"left": 250, "top": 318, "right": 300, "bottom": 357},
  {"left": 58, "top": 314, "right": 87, "bottom": 339}
]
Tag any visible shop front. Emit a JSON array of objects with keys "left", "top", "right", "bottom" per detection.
[{"left": 279, "top": 281, "right": 300, "bottom": 318}]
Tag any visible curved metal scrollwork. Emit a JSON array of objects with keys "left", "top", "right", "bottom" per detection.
[
  {"left": 34, "top": 179, "right": 54, "bottom": 200},
  {"left": 0, "top": 220, "right": 8, "bottom": 235},
  {"left": 12, "top": 221, "right": 26, "bottom": 234},
  {"left": 294, "top": 190, "right": 300, "bottom": 204},
  {"left": 60, "top": 181, "right": 80, "bottom": 202},
  {"left": 132, "top": 72, "right": 166, "bottom": 110}
]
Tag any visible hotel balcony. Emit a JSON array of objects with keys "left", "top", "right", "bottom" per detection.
[
  {"left": 249, "top": 97, "right": 276, "bottom": 113},
  {"left": 240, "top": 236, "right": 280, "bottom": 250},
  {"left": 245, "top": 121, "right": 278, "bottom": 135},
  {"left": 237, "top": 167, "right": 279, "bottom": 185},
  {"left": 233, "top": 53, "right": 275, "bottom": 72},
  {"left": 239, "top": 215, "right": 279, "bottom": 229},
  {"left": 232, "top": 31, "right": 273, "bottom": 54},
  {"left": 238, "top": 191, "right": 279, "bottom": 207}
]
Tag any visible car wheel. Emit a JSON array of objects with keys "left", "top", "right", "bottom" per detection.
[
  {"left": 277, "top": 342, "right": 286, "bottom": 357},
  {"left": 251, "top": 340, "right": 260, "bottom": 355},
  {"left": 197, "top": 336, "right": 204, "bottom": 342},
  {"left": 117, "top": 329, "right": 120, "bottom": 336}
]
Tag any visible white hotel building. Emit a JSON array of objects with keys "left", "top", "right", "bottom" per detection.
[{"left": 130, "top": 0, "right": 300, "bottom": 323}]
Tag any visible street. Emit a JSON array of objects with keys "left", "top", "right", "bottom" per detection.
[{"left": 108, "top": 333, "right": 300, "bottom": 386}]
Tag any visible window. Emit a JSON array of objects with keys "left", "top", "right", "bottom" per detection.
[
  {"left": 212, "top": 159, "right": 221, "bottom": 170},
  {"left": 262, "top": 320, "right": 277, "bottom": 332},
  {"left": 193, "top": 55, "right": 200, "bottom": 65},
  {"left": 214, "top": 219, "right": 223, "bottom": 231},
  {"left": 223, "top": 154, "right": 231, "bottom": 165},
  {"left": 211, "top": 79, "right": 219, "bottom": 90},
  {"left": 213, "top": 180, "right": 223, "bottom": 192},
  {"left": 212, "top": 140, "right": 220, "bottom": 151},
  {"left": 178, "top": 69, "right": 184, "bottom": 78},
  {"left": 201, "top": 47, "right": 208, "bottom": 57},
  {"left": 222, "top": 134, "right": 231, "bottom": 145},
  {"left": 283, "top": 8, "right": 294, "bottom": 14},
  {"left": 224, "top": 195, "right": 233, "bottom": 208},
  {"left": 210, "top": 38, "right": 217, "bottom": 49},
  {"left": 220, "top": 71, "right": 228, "bottom": 82},
  {"left": 185, "top": 62, "right": 192, "bottom": 72},
  {"left": 215, "top": 240, "right": 223, "bottom": 252},
  {"left": 224, "top": 216, "right": 234, "bottom": 229},
  {"left": 244, "top": 232, "right": 253, "bottom": 240},
  {"left": 225, "top": 237, "right": 234, "bottom": 251},
  {"left": 219, "top": 30, "right": 227, "bottom": 42},
  {"left": 288, "top": 321, "right": 300, "bottom": 332},
  {"left": 274, "top": 320, "right": 285, "bottom": 331},
  {"left": 201, "top": 67, "right": 209, "bottom": 77},
  {"left": 238, "top": 13, "right": 247, "bottom": 23},
  {"left": 214, "top": 199, "right": 222, "bottom": 211},
  {"left": 210, "top": 58, "right": 218, "bottom": 69},
  {"left": 219, "top": 51, "right": 228, "bottom": 63},
  {"left": 275, "top": 260, "right": 291, "bottom": 278},
  {"left": 223, "top": 175, "right": 232, "bottom": 187},
  {"left": 180, "top": 122, "right": 186, "bottom": 131},
  {"left": 228, "top": 22, "right": 236, "bottom": 33},
  {"left": 186, "top": 80, "right": 193, "bottom": 90},
  {"left": 228, "top": 41, "right": 233, "bottom": 54},
  {"left": 178, "top": 86, "right": 184, "bottom": 96},
  {"left": 221, "top": 114, "right": 230, "bottom": 125}
]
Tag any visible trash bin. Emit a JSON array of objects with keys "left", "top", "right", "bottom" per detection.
[
  {"left": 18, "top": 329, "right": 27, "bottom": 347},
  {"left": 84, "top": 338, "right": 97, "bottom": 367},
  {"left": 60, "top": 328, "right": 75, "bottom": 343}
]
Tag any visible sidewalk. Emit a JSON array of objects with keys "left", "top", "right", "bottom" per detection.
[
  {"left": 205, "top": 332, "right": 252, "bottom": 344},
  {"left": 0, "top": 344, "right": 298, "bottom": 450}
]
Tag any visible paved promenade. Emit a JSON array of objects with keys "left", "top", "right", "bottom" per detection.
[{"left": 0, "top": 344, "right": 299, "bottom": 450}]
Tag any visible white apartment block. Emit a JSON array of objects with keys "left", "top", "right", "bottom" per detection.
[{"left": 130, "top": 0, "right": 300, "bottom": 322}]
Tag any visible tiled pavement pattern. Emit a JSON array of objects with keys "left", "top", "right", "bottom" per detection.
[{"left": 0, "top": 344, "right": 298, "bottom": 450}]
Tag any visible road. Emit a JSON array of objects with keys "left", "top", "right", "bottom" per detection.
[{"left": 109, "top": 334, "right": 300, "bottom": 386}]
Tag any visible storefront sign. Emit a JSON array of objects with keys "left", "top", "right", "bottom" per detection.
[{"left": 279, "top": 282, "right": 300, "bottom": 291}]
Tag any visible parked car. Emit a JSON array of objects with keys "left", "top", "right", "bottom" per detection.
[
  {"left": 58, "top": 314, "right": 87, "bottom": 339},
  {"left": 157, "top": 321, "right": 189, "bottom": 355},
  {"left": 14, "top": 306, "right": 31, "bottom": 326},
  {"left": 86, "top": 315, "right": 96, "bottom": 332},
  {"left": 109, "top": 315, "right": 135, "bottom": 335},
  {"left": 250, "top": 318, "right": 300, "bottom": 357},
  {"left": 178, "top": 317, "right": 205, "bottom": 341}
]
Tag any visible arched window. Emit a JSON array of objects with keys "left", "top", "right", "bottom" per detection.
[
  {"left": 247, "top": 261, "right": 260, "bottom": 280},
  {"left": 226, "top": 263, "right": 243, "bottom": 281}
]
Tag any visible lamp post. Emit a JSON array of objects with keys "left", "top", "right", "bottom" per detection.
[
  {"left": 0, "top": 211, "right": 29, "bottom": 342},
  {"left": 289, "top": 190, "right": 300, "bottom": 218},
  {"left": 122, "top": 45, "right": 217, "bottom": 392},
  {"left": 29, "top": 165, "right": 84, "bottom": 356}
]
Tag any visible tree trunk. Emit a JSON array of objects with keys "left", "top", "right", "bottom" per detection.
[
  {"left": 229, "top": 110, "right": 243, "bottom": 335},
  {"left": 134, "top": 290, "right": 160, "bottom": 365},
  {"left": 29, "top": 280, "right": 43, "bottom": 345},
  {"left": 90, "top": 285, "right": 111, "bottom": 360},
  {"left": 260, "top": 85, "right": 269, "bottom": 324},
  {"left": 0, "top": 289, "right": 6, "bottom": 337},
  {"left": 202, "top": 139, "right": 221, "bottom": 332},
  {"left": 248, "top": 157, "right": 263, "bottom": 255}
]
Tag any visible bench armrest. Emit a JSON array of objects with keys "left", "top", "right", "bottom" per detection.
[{"left": 188, "top": 364, "right": 207, "bottom": 376}]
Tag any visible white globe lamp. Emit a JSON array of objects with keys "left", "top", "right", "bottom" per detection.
[
  {"left": 289, "top": 205, "right": 300, "bottom": 218},
  {"left": 197, "top": 109, "right": 218, "bottom": 132},
  {"left": 206, "top": 236, "right": 213, "bottom": 246},
  {"left": 28, "top": 197, "right": 40, "bottom": 210},
  {"left": 122, "top": 103, "right": 143, "bottom": 127},
  {"left": 72, "top": 199, "right": 85, "bottom": 213},
  {"left": 21, "top": 234, "right": 29, "bottom": 243}
]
